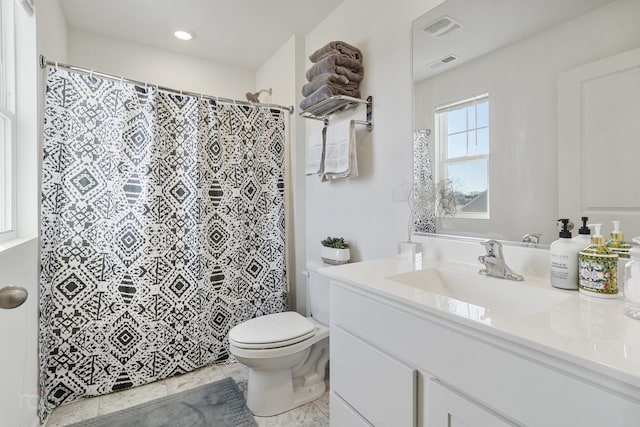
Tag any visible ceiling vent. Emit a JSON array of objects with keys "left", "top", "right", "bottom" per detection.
[
  {"left": 428, "top": 54, "right": 458, "bottom": 69},
  {"left": 423, "top": 16, "right": 462, "bottom": 38}
]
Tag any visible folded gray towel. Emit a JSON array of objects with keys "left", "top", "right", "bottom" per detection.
[
  {"left": 309, "top": 41, "right": 363, "bottom": 63},
  {"left": 306, "top": 54, "right": 364, "bottom": 82},
  {"left": 300, "top": 84, "right": 361, "bottom": 111},
  {"left": 302, "top": 74, "right": 358, "bottom": 97}
]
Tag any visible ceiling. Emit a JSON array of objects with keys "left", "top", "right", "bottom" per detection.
[
  {"left": 412, "top": 0, "right": 616, "bottom": 82},
  {"left": 59, "top": 0, "right": 345, "bottom": 70}
]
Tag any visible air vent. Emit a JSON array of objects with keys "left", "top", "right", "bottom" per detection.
[
  {"left": 428, "top": 54, "right": 458, "bottom": 69},
  {"left": 423, "top": 16, "right": 462, "bottom": 38}
]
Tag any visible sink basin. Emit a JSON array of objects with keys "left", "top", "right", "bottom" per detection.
[{"left": 386, "top": 266, "right": 569, "bottom": 318}]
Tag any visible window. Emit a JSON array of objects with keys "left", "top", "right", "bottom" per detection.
[
  {"left": 0, "top": 0, "right": 15, "bottom": 240},
  {"left": 435, "top": 93, "right": 489, "bottom": 218}
]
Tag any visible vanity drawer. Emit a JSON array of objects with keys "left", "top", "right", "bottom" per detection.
[{"left": 331, "top": 325, "right": 417, "bottom": 426}]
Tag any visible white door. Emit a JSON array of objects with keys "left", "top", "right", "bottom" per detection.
[
  {"left": 558, "top": 47, "right": 640, "bottom": 238},
  {"left": 0, "top": 238, "right": 39, "bottom": 427}
]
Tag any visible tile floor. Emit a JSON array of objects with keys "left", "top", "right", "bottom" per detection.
[{"left": 45, "top": 361, "right": 330, "bottom": 427}]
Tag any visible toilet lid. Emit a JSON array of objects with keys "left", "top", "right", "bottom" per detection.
[{"left": 229, "top": 312, "right": 316, "bottom": 349}]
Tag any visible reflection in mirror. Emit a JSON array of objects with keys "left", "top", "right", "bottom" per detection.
[{"left": 412, "top": 0, "right": 640, "bottom": 245}]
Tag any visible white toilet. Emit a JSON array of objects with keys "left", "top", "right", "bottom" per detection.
[{"left": 229, "top": 262, "right": 330, "bottom": 416}]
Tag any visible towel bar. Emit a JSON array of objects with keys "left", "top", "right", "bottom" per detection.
[{"left": 300, "top": 95, "right": 373, "bottom": 132}]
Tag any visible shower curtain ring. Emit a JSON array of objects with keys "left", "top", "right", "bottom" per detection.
[
  {"left": 54, "top": 61, "right": 59, "bottom": 70},
  {"left": 89, "top": 69, "right": 94, "bottom": 79}
]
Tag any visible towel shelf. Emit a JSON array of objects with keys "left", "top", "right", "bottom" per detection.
[{"left": 300, "top": 95, "right": 373, "bottom": 131}]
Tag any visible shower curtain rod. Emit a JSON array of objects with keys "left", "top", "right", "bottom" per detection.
[{"left": 39, "top": 55, "right": 295, "bottom": 114}]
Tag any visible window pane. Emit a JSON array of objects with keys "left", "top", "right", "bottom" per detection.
[
  {"left": 447, "top": 107, "right": 467, "bottom": 134},
  {"left": 469, "top": 128, "right": 489, "bottom": 156},
  {"left": 447, "top": 160, "right": 488, "bottom": 213},
  {"left": 467, "top": 105, "right": 476, "bottom": 129},
  {"left": 447, "top": 132, "right": 467, "bottom": 159},
  {"left": 477, "top": 101, "right": 489, "bottom": 127}
]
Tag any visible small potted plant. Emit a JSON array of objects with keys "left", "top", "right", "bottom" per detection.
[{"left": 321, "top": 236, "right": 351, "bottom": 265}]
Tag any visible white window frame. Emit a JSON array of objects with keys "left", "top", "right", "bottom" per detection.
[
  {"left": 0, "top": 0, "right": 16, "bottom": 242},
  {"left": 435, "top": 92, "right": 490, "bottom": 219}
]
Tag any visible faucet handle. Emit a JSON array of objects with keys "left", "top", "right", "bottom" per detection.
[
  {"left": 480, "top": 239, "right": 502, "bottom": 257},
  {"left": 522, "top": 233, "right": 542, "bottom": 245}
]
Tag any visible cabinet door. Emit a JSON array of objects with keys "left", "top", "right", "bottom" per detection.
[
  {"left": 429, "top": 379, "right": 516, "bottom": 427},
  {"left": 331, "top": 392, "right": 373, "bottom": 427},
  {"left": 332, "top": 325, "right": 417, "bottom": 426}
]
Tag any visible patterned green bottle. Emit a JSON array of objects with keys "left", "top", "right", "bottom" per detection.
[{"left": 578, "top": 223, "right": 619, "bottom": 298}]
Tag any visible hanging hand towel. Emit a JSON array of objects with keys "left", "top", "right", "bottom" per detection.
[
  {"left": 323, "top": 119, "right": 358, "bottom": 179},
  {"left": 305, "top": 125, "right": 326, "bottom": 176}
]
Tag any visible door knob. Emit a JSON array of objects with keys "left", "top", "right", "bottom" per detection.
[{"left": 0, "top": 285, "right": 28, "bottom": 309}]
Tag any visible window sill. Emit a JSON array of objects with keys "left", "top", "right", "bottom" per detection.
[{"left": 0, "top": 235, "right": 37, "bottom": 253}]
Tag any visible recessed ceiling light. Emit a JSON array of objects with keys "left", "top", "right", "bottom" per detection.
[{"left": 174, "top": 30, "right": 195, "bottom": 41}]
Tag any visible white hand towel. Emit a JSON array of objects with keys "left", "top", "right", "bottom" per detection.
[
  {"left": 305, "top": 125, "right": 325, "bottom": 176},
  {"left": 323, "top": 119, "right": 358, "bottom": 179}
]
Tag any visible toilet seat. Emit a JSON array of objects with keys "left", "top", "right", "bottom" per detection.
[{"left": 229, "top": 312, "right": 316, "bottom": 350}]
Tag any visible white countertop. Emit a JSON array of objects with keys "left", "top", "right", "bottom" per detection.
[{"left": 320, "top": 253, "right": 640, "bottom": 390}]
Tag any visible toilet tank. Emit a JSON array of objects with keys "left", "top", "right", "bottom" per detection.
[{"left": 306, "top": 261, "right": 330, "bottom": 326}]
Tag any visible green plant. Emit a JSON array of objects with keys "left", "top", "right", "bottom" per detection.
[{"left": 321, "top": 236, "right": 350, "bottom": 249}]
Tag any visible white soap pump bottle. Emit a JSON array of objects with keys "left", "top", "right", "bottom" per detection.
[
  {"left": 550, "top": 218, "right": 579, "bottom": 290},
  {"left": 572, "top": 216, "right": 591, "bottom": 247}
]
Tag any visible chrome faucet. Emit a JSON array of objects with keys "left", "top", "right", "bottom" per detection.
[
  {"left": 478, "top": 240, "right": 524, "bottom": 281},
  {"left": 521, "top": 233, "right": 542, "bottom": 245}
]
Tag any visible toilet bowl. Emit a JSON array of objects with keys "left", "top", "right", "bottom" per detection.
[{"left": 228, "top": 262, "right": 330, "bottom": 416}]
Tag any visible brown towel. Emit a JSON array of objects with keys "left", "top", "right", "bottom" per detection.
[
  {"left": 302, "top": 74, "right": 358, "bottom": 97},
  {"left": 306, "top": 54, "right": 364, "bottom": 82},
  {"left": 300, "top": 84, "right": 361, "bottom": 111},
  {"left": 309, "top": 41, "right": 363, "bottom": 63}
]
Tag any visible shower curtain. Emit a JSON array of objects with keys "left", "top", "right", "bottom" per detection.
[
  {"left": 39, "top": 67, "right": 288, "bottom": 419},
  {"left": 412, "top": 129, "right": 436, "bottom": 233}
]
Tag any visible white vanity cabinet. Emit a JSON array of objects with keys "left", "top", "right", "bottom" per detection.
[{"left": 329, "top": 279, "right": 640, "bottom": 427}]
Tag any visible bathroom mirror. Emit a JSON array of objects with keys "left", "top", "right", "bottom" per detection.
[{"left": 412, "top": 0, "right": 640, "bottom": 245}]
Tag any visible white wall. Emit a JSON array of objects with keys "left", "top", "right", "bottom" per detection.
[
  {"left": 255, "top": 35, "right": 310, "bottom": 314},
  {"left": 414, "top": 0, "right": 640, "bottom": 244},
  {"left": 68, "top": 29, "right": 255, "bottom": 99},
  {"left": 304, "top": 0, "right": 445, "bottom": 263},
  {"left": 37, "top": 0, "right": 67, "bottom": 61}
]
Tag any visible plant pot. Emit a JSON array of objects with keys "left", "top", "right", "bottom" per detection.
[{"left": 321, "top": 246, "right": 350, "bottom": 265}]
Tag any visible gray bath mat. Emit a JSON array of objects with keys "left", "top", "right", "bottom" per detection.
[{"left": 69, "top": 377, "right": 256, "bottom": 427}]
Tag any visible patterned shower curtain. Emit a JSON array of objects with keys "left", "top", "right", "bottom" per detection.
[
  {"left": 39, "top": 68, "right": 288, "bottom": 419},
  {"left": 412, "top": 129, "right": 436, "bottom": 233}
]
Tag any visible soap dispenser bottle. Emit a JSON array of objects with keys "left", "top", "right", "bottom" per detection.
[
  {"left": 578, "top": 224, "right": 619, "bottom": 298},
  {"left": 572, "top": 216, "right": 591, "bottom": 247},
  {"left": 606, "top": 220, "right": 632, "bottom": 259},
  {"left": 550, "top": 219, "right": 578, "bottom": 290}
]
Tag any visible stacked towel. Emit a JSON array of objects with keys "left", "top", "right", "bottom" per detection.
[
  {"left": 300, "top": 41, "right": 364, "bottom": 111},
  {"left": 305, "top": 119, "right": 359, "bottom": 181}
]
